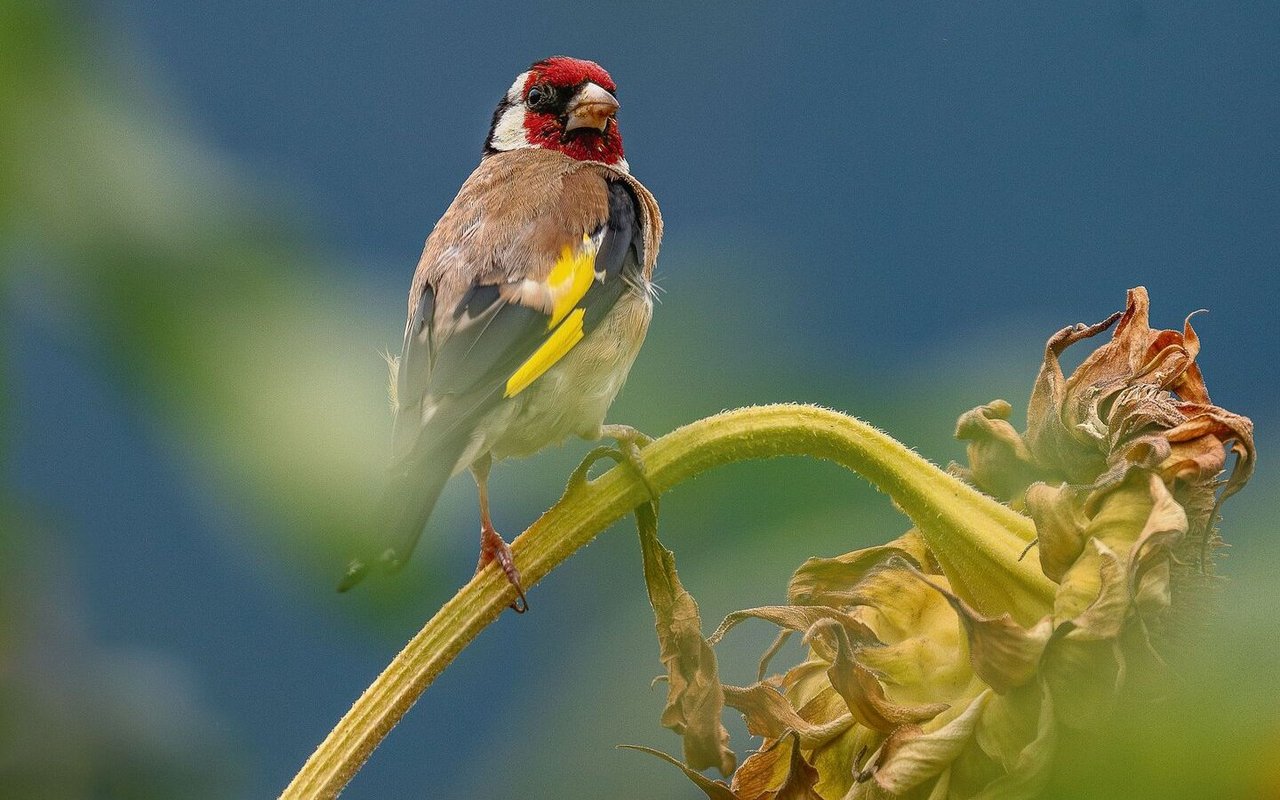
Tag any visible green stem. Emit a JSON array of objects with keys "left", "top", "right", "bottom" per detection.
[{"left": 280, "top": 403, "right": 1055, "bottom": 799}]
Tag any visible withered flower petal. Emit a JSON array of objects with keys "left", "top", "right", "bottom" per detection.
[
  {"left": 818, "top": 620, "right": 950, "bottom": 733},
  {"left": 1024, "top": 287, "right": 1225, "bottom": 487},
  {"left": 1163, "top": 403, "right": 1255, "bottom": 504},
  {"left": 1024, "top": 310, "right": 1125, "bottom": 483},
  {"left": 723, "top": 682, "right": 854, "bottom": 748},
  {"left": 872, "top": 692, "right": 991, "bottom": 794},
  {"left": 1060, "top": 540, "right": 1130, "bottom": 641},
  {"left": 973, "top": 684, "right": 1042, "bottom": 776},
  {"left": 967, "top": 689, "right": 1058, "bottom": 799},
  {"left": 908, "top": 567, "right": 1053, "bottom": 694},
  {"left": 788, "top": 532, "right": 934, "bottom": 607},
  {"left": 731, "top": 734, "right": 824, "bottom": 800},
  {"left": 1024, "top": 482, "right": 1089, "bottom": 583},
  {"left": 953, "top": 400, "right": 1044, "bottom": 502},
  {"left": 709, "top": 606, "right": 880, "bottom": 650},
  {"left": 1124, "top": 474, "right": 1188, "bottom": 613}
]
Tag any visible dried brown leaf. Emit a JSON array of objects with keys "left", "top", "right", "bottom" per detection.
[
  {"left": 731, "top": 743, "right": 791, "bottom": 799},
  {"left": 636, "top": 502, "right": 736, "bottom": 776},
  {"left": 775, "top": 734, "right": 825, "bottom": 800}
]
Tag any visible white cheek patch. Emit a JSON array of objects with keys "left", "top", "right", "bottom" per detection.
[
  {"left": 489, "top": 104, "right": 532, "bottom": 152},
  {"left": 490, "top": 72, "right": 533, "bottom": 152},
  {"left": 506, "top": 72, "right": 530, "bottom": 103}
]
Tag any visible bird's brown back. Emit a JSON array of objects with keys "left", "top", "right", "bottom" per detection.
[{"left": 408, "top": 149, "right": 661, "bottom": 336}]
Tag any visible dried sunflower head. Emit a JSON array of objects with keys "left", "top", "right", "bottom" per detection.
[{"left": 637, "top": 288, "right": 1253, "bottom": 799}]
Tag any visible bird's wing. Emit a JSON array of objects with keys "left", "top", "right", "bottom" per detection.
[{"left": 391, "top": 170, "right": 646, "bottom": 468}]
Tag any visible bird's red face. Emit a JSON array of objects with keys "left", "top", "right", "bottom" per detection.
[{"left": 484, "top": 57, "right": 626, "bottom": 169}]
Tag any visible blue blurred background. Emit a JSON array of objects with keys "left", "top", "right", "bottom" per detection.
[{"left": 4, "top": 2, "right": 1277, "bottom": 798}]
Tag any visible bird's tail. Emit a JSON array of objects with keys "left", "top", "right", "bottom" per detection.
[{"left": 337, "top": 431, "right": 471, "bottom": 592}]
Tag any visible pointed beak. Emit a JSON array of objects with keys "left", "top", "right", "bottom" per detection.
[{"left": 564, "top": 82, "right": 619, "bottom": 132}]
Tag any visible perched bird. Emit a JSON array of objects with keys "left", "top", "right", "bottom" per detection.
[{"left": 339, "top": 57, "right": 662, "bottom": 610}]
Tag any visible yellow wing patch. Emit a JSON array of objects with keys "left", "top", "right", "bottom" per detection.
[
  {"left": 546, "top": 233, "right": 599, "bottom": 328},
  {"left": 503, "top": 234, "right": 600, "bottom": 399},
  {"left": 504, "top": 308, "right": 585, "bottom": 398}
]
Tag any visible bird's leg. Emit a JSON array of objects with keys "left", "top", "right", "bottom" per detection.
[
  {"left": 599, "top": 423, "right": 659, "bottom": 502},
  {"left": 471, "top": 455, "right": 528, "bottom": 613}
]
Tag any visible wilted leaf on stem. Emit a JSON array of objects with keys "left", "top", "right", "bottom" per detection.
[{"left": 635, "top": 501, "right": 737, "bottom": 776}]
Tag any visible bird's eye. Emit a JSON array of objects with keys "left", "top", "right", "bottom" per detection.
[{"left": 526, "top": 84, "right": 553, "bottom": 109}]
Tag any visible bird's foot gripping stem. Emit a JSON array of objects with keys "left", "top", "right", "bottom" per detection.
[
  {"left": 598, "top": 423, "right": 658, "bottom": 502},
  {"left": 476, "top": 525, "right": 528, "bottom": 613}
]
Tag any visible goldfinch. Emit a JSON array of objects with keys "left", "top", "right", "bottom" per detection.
[{"left": 340, "top": 57, "right": 662, "bottom": 610}]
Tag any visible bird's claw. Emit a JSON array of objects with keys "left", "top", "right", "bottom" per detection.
[
  {"left": 601, "top": 423, "right": 654, "bottom": 450},
  {"left": 477, "top": 525, "right": 528, "bottom": 613},
  {"left": 569, "top": 445, "right": 626, "bottom": 488},
  {"left": 599, "top": 424, "right": 659, "bottom": 503}
]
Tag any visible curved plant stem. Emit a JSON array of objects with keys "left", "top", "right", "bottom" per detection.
[{"left": 280, "top": 404, "right": 1055, "bottom": 799}]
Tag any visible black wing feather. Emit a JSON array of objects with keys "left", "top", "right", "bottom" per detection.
[{"left": 582, "top": 180, "right": 643, "bottom": 330}]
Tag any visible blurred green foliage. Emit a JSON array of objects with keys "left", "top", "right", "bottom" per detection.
[
  {"left": 1, "top": 2, "right": 387, "bottom": 796},
  {"left": 2, "top": 1, "right": 393, "bottom": 572}
]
